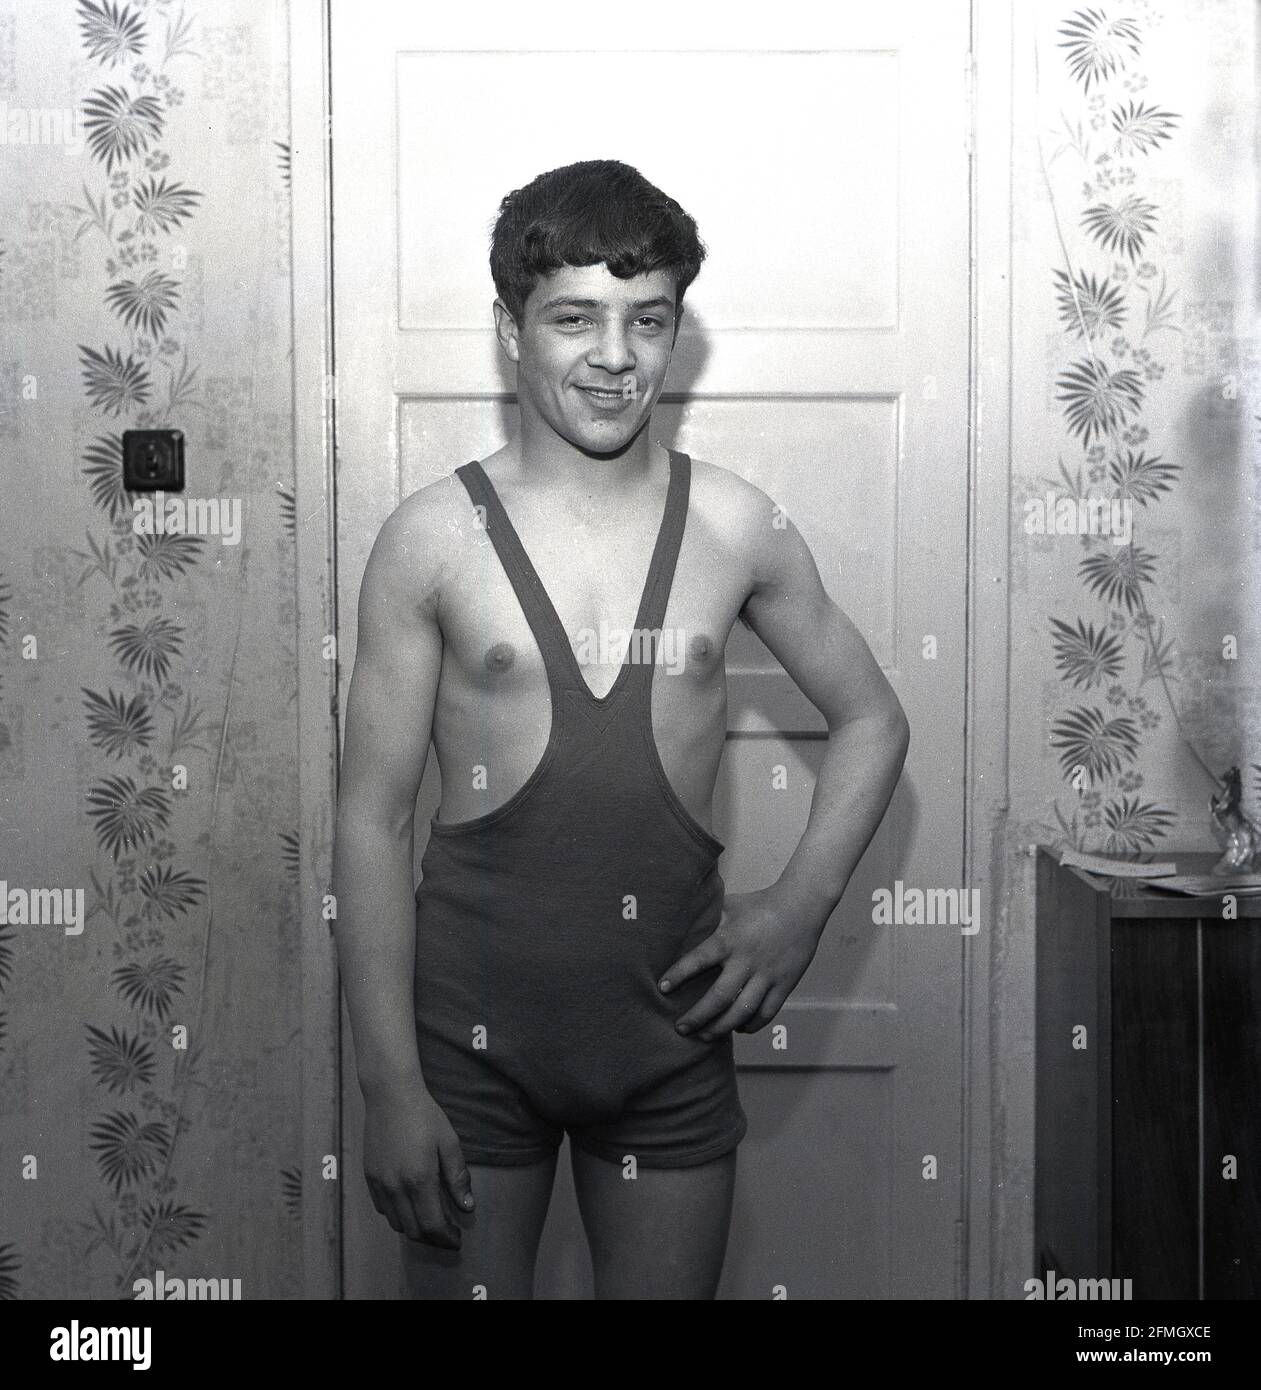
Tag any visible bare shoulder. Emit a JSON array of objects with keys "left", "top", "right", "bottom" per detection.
[
  {"left": 688, "top": 455, "right": 781, "bottom": 534},
  {"left": 686, "top": 455, "right": 800, "bottom": 584},
  {"left": 359, "top": 469, "right": 478, "bottom": 624}
]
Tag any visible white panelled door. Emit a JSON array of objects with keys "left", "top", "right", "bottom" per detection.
[{"left": 332, "top": 0, "right": 971, "bottom": 1298}]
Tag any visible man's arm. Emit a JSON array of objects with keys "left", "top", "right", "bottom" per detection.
[
  {"left": 737, "top": 496, "right": 910, "bottom": 923},
  {"left": 332, "top": 489, "right": 473, "bottom": 1245},
  {"left": 662, "top": 476, "right": 909, "bottom": 1039}
]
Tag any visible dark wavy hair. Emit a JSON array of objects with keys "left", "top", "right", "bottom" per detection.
[{"left": 490, "top": 160, "right": 705, "bottom": 323}]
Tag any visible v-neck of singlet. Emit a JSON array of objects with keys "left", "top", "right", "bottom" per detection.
[{"left": 466, "top": 454, "right": 681, "bottom": 706}]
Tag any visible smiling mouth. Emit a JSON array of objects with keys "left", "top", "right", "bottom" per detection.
[{"left": 575, "top": 384, "right": 628, "bottom": 400}]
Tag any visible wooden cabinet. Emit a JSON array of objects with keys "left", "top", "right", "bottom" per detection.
[{"left": 1035, "top": 848, "right": 1261, "bottom": 1299}]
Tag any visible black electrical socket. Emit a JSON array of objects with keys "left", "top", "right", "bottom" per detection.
[{"left": 122, "top": 429, "right": 185, "bottom": 491}]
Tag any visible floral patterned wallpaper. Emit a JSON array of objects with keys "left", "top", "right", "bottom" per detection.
[
  {"left": 0, "top": 0, "right": 304, "bottom": 1298},
  {"left": 998, "top": 0, "right": 1259, "bottom": 1295},
  {"left": 1015, "top": 1, "right": 1259, "bottom": 856}
]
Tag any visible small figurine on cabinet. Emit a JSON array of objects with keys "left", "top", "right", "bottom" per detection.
[{"left": 1209, "top": 766, "right": 1261, "bottom": 875}]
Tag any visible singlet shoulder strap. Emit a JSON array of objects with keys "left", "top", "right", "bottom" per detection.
[
  {"left": 614, "top": 449, "right": 690, "bottom": 701},
  {"left": 635, "top": 449, "right": 690, "bottom": 637},
  {"left": 454, "top": 459, "right": 578, "bottom": 690}
]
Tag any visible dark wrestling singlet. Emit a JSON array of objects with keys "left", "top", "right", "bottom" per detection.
[{"left": 411, "top": 449, "right": 747, "bottom": 1168}]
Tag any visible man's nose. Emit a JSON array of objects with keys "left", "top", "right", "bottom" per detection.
[{"left": 587, "top": 326, "right": 635, "bottom": 374}]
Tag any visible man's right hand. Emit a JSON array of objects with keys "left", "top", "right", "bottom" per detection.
[{"left": 363, "top": 1082, "right": 474, "bottom": 1249}]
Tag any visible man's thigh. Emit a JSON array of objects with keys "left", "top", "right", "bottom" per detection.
[
  {"left": 569, "top": 1146, "right": 737, "bottom": 1300},
  {"left": 400, "top": 1155, "right": 558, "bottom": 1300}
]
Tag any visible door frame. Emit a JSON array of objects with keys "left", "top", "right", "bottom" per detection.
[
  {"left": 289, "top": 0, "right": 341, "bottom": 1300},
  {"left": 291, "top": 0, "right": 1016, "bottom": 1299},
  {"left": 963, "top": 0, "right": 1014, "bottom": 1301}
]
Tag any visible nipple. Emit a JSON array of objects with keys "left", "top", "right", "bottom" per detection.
[
  {"left": 484, "top": 641, "right": 516, "bottom": 673},
  {"left": 688, "top": 633, "right": 716, "bottom": 665}
]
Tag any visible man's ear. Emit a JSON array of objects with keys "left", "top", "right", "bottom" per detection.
[{"left": 492, "top": 298, "right": 521, "bottom": 363}]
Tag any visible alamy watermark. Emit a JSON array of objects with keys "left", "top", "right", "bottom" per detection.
[
  {"left": 871, "top": 881, "right": 980, "bottom": 935},
  {"left": 133, "top": 1268, "right": 242, "bottom": 1300},
  {"left": 0, "top": 882, "right": 83, "bottom": 935},
  {"left": 1023, "top": 493, "right": 1133, "bottom": 546},
  {"left": 50, "top": 1322, "right": 151, "bottom": 1370},
  {"left": 572, "top": 622, "right": 686, "bottom": 676},
  {"left": 1025, "top": 1269, "right": 1133, "bottom": 1300},
  {"left": 1, "top": 104, "right": 83, "bottom": 154},
  {"left": 133, "top": 492, "right": 242, "bottom": 546}
]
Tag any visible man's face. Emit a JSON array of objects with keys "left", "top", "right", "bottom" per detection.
[{"left": 497, "top": 262, "right": 679, "bottom": 457}]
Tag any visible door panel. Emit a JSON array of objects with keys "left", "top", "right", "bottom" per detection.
[{"left": 333, "top": 0, "right": 970, "bottom": 1298}]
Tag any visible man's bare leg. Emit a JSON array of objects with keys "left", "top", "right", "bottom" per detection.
[
  {"left": 401, "top": 1155, "right": 558, "bottom": 1300},
  {"left": 570, "top": 1147, "right": 737, "bottom": 1299}
]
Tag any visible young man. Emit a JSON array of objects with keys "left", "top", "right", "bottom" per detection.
[{"left": 333, "top": 160, "right": 909, "bottom": 1300}]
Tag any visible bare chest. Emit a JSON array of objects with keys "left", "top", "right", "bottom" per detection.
[{"left": 439, "top": 503, "right": 742, "bottom": 705}]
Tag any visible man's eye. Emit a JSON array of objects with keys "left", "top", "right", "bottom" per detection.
[
  {"left": 636, "top": 317, "right": 664, "bottom": 329},
  {"left": 556, "top": 315, "right": 589, "bottom": 326}
]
